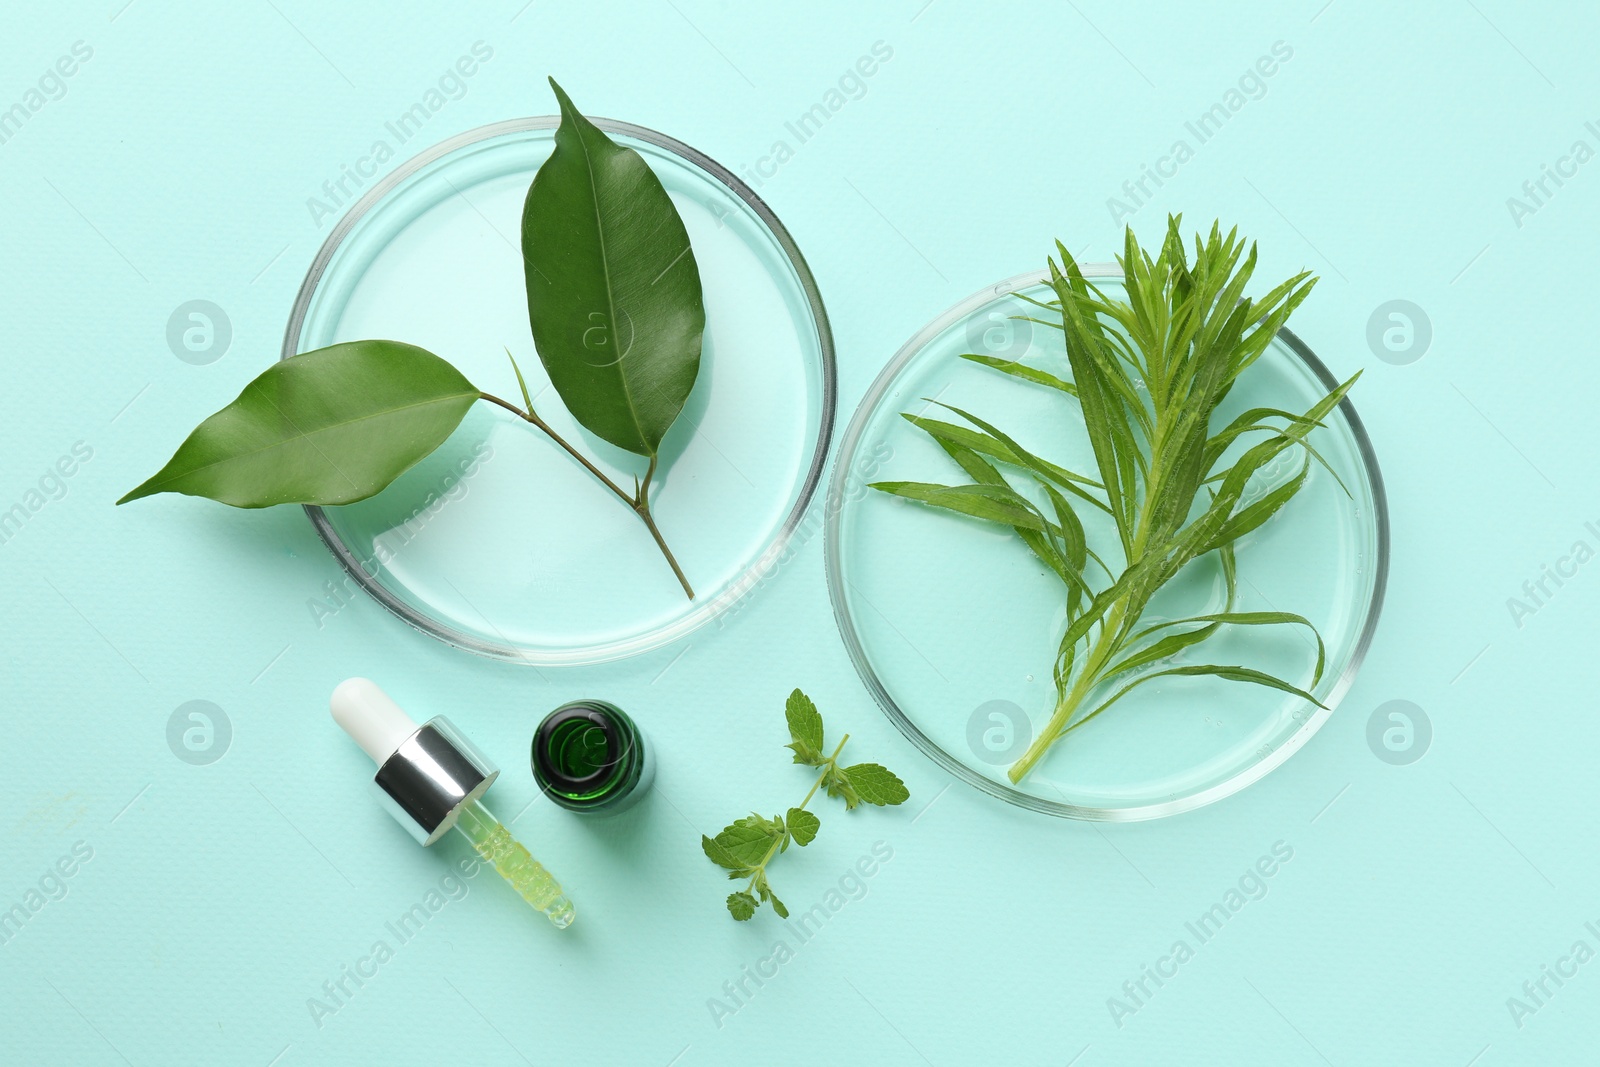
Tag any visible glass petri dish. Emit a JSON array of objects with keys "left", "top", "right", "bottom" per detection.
[
  {"left": 284, "top": 118, "right": 834, "bottom": 665},
  {"left": 825, "top": 268, "right": 1388, "bottom": 820}
]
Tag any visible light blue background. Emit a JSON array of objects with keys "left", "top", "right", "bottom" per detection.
[{"left": 1, "top": 2, "right": 1593, "bottom": 1064}]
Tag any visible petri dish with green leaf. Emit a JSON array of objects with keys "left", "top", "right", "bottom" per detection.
[
  {"left": 826, "top": 250, "right": 1388, "bottom": 821},
  {"left": 284, "top": 117, "right": 834, "bottom": 665}
]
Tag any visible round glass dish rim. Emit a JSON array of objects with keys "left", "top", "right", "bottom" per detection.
[
  {"left": 823, "top": 266, "right": 1391, "bottom": 822},
  {"left": 281, "top": 115, "right": 838, "bottom": 666}
]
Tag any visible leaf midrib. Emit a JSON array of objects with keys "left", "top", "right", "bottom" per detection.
[{"left": 574, "top": 123, "right": 652, "bottom": 457}]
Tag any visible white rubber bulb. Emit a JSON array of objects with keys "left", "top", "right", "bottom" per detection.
[{"left": 330, "top": 677, "right": 419, "bottom": 764}]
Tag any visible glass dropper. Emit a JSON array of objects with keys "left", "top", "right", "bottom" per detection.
[{"left": 330, "top": 677, "right": 574, "bottom": 928}]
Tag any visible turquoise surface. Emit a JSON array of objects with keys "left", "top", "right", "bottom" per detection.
[{"left": 1, "top": 2, "right": 1593, "bottom": 1064}]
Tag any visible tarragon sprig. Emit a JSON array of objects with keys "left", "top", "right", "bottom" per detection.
[
  {"left": 701, "top": 689, "right": 908, "bottom": 921},
  {"left": 873, "top": 217, "right": 1353, "bottom": 783}
]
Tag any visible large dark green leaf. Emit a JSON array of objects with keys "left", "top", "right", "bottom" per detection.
[
  {"left": 521, "top": 78, "right": 705, "bottom": 458},
  {"left": 117, "top": 341, "right": 480, "bottom": 508}
]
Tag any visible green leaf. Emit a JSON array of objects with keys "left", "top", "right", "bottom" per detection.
[
  {"left": 786, "top": 807, "right": 820, "bottom": 846},
  {"left": 903, "top": 414, "right": 1110, "bottom": 522},
  {"left": 1120, "top": 609, "right": 1326, "bottom": 688},
  {"left": 1200, "top": 456, "right": 1310, "bottom": 553},
  {"left": 1048, "top": 254, "right": 1139, "bottom": 553},
  {"left": 960, "top": 352, "right": 1078, "bottom": 395},
  {"left": 869, "top": 481, "right": 1048, "bottom": 530},
  {"left": 842, "top": 764, "right": 910, "bottom": 806},
  {"left": 1104, "top": 622, "right": 1222, "bottom": 680},
  {"left": 521, "top": 78, "right": 705, "bottom": 458},
  {"left": 924, "top": 438, "right": 1078, "bottom": 586},
  {"left": 784, "top": 689, "right": 825, "bottom": 765},
  {"left": 713, "top": 817, "right": 781, "bottom": 869},
  {"left": 701, "top": 834, "right": 746, "bottom": 872},
  {"left": 882, "top": 221, "right": 1349, "bottom": 785},
  {"left": 704, "top": 692, "right": 908, "bottom": 919},
  {"left": 1077, "top": 663, "right": 1328, "bottom": 734},
  {"left": 726, "top": 891, "right": 757, "bottom": 921},
  {"left": 118, "top": 341, "right": 479, "bottom": 508}
]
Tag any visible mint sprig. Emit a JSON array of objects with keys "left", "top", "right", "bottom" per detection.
[{"left": 701, "top": 689, "right": 908, "bottom": 921}]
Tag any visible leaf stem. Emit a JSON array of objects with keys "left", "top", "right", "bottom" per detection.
[
  {"left": 1008, "top": 603, "right": 1127, "bottom": 783},
  {"left": 634, "top": 497, "right": 694, "bottom": 600},
  {"left": 478, "top": 391, "right": 695, "bottom": 599},
  {"left": 799, "top": 734, "right": 850, "bottom": 810},
  {"left": 745, "top": 733, "right": 850, "bottom": 895},
  {"left": 1007, "top": 407, "right": 1174, "bottom": 784},
  {"left": 640, "top": 453, "right": 658, "bottom": 501}
]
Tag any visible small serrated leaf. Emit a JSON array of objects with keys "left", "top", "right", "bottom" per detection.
[
  {"left": 726, "top": 891, "right": 757, "bottom": 921},
  {"left": 843, "top": 763, "right": 910, "bottom": 806},
  {"left": 786, "top": 807, "right": 820, "bottom": 846},
  {"left": 714, "top": 818, "right": 781, "bottom": 868},
  {"left": 784, "top": 689, "right": 825, "bottom": 764}
]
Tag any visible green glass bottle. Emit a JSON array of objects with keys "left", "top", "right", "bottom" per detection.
[{"left": 532, "top": 700, "right": 653, "bottom": 814}]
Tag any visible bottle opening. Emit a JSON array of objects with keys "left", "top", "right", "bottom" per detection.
[
  {"left": 533, "top": 701, "right": 645, "bottom": 808},
  {"left": 549, "top": 718, "right": 614, "bottom": 783}
]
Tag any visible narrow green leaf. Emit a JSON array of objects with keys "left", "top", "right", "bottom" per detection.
[
  {"left": 1124, "top": 608, "right": 1325, "bottom": 686},
  {"left": 1081, "top": 663, "right": 1327, "bottom": 731},
  {"left": 1203, "top": 406, "right": 1319, "bottom": 468},
  {"left": 1169, "top": 375, "right": 1357, "bottom": 577},
  {"left": 118, "top": 340, "right": 479, "bottom": 508},
  {"left": 842, "top": 764, "right": 910, "bottom": 806},
  {"left": 960, "top": 352, "right": 1078, "bottom": 395},
  {"left": 869, "top": 481, "right": 1048, "bottom": 530},
  {"left": 1049, "top": 255, "right": 1136, "bottom": 552},
  {"left": 905, "top": 413, "right": 1110, "bottom": 521},
  {"left": 521, "top": 78, "right": 704, "bottom": 457},
  {"left": 1103, "top": 620, "right": 1224, "bottom": 679},
  {"left": 1038, "top": 483, "right": 1096, "bottom": 606},
  {"left": 929, "top": 400, "right": 1111, "bottom": 511},
  {"left": 1201, "top": 456, "right": 1311, "bottom": 553},
  {"left": 921, "top": 436, "right": 1079, "bottom": 586}
]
